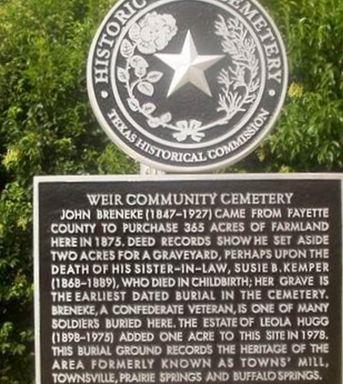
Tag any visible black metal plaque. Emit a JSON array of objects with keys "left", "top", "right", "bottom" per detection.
[{"left": 34, "top": 175, "right": 342, "bottom": 384}]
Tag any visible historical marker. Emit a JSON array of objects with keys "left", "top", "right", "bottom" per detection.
[
  {"left": 34, "top": 174, "right": 342, "bottom": 384},
  {"left": 34, "top": 1, "right": 342, "bottom": 384},
  {"left": 87, "top": 0, "right": 288, "bottom": 172}
]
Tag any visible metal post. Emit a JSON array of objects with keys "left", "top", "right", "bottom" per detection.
[{"left": 140, "top": 163, "right": 166, "bottom": 175}]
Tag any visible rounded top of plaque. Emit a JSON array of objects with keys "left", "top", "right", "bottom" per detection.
[{"left": 88, "top": 0, "right": 288, "bottom": 173}]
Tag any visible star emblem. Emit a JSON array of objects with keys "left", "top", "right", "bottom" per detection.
[{"left": 155, "top": 31, "right": 225, "bottom": 97}]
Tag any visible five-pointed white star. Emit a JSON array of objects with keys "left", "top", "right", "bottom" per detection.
[{"left": 155, "top": 31, "right": 225, "bottom": 97}]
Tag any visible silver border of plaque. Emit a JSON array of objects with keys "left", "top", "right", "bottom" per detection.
[
  {"left": 87, "top": 0, "right": 289, "bottom": 173},
  {"left": 34, "top": 173, "right": 342, "bottom": 384}
]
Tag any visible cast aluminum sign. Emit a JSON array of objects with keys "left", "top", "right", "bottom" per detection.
[
  {"left": 88, "top": 0, "right": 288, "bottom": 172},
  {"left": 34, "top": 174, "right": 342, "bottom": 384}
]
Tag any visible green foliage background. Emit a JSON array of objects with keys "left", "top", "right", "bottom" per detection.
[{"left": 0, "top": 0, "right": 342, "bottom": 382}]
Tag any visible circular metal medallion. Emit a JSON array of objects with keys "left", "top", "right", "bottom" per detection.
[{"left": 88, "top": 0, "right": 288, "bottom": 172}]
